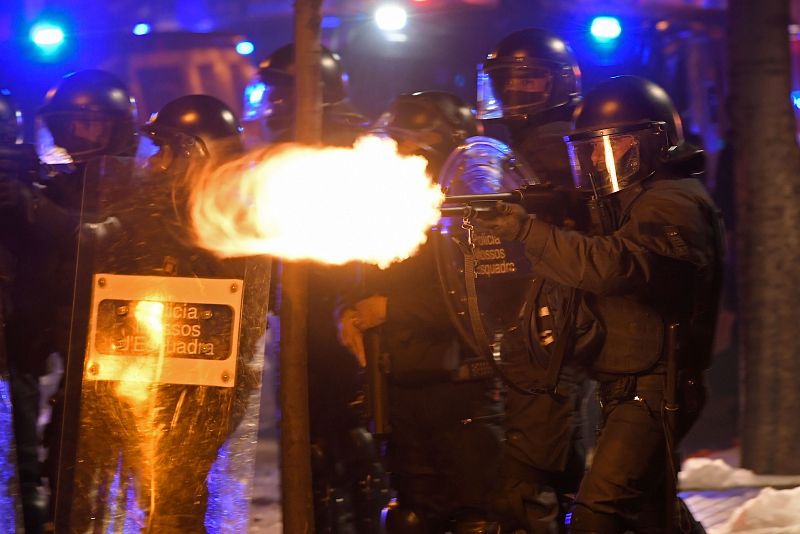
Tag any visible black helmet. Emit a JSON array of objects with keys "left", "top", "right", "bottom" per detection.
[
  {"left": 477, "top": 28, "right": 581, "bottom": 122},
  {"left": 142, "top": 94, "right": 243, "bottom": 173},
  {"left": 372, "top": 91, "right": 479, "bottom": 168},
  {"left": 38, "top": 69, "right": 138, "bottom": 162},
  {"left": 564, "top": 75, "right": 701, "bottom": 197},
  {"left": 0, "top": 89, "right": 23, "bottom": 145},
  {"left": 243, "top": 43, "right": 349, "bottom": 138}
]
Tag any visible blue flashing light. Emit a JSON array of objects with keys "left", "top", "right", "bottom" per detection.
[
  {"left": 792, "top": 90, "right": 800, "bottom": 110},
  {"left": 133, "top": 23, "right": 151, "bottom": 36},
  {"left": 321, "top": 16, "right": 341, "bottom": 29},
  {"left": 247, "top": 82, "right": 265, "bottom": 107},
  {"left": 590, "top": 16, "right": 622, "bottom": 42},
  {"left": 31, "top": 23, "right": 65, "bottom": 49},
  {"left": 236, "top": 41, "right": 255, "bottom": 56}
]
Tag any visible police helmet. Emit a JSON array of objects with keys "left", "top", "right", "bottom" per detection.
[
  {"left": 38, "top": 70, "right": 138, "bottom": 162},
  {"left": 372, "top": 91, "right": 479, "bottom": 166},
  {"left": 0, "top": 89, "right": 23, "bottom": 145},
  {"left": 142, "top": 94, "right": 243, "bottom": 173},
  {"left": 478, "top": 28, "right": 581, "bottom": 122},
  {"left": 564, "top": 75, "right": 702, "bottom": 197},
  {"left": 242, "top": 43, "right": 349, "bottom": 135}
]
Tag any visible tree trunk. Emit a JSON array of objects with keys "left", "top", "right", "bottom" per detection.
[
  {"left": 730, "top": 0, "right": 800, "bottom": 474},
  {"left": 279, "top": 0, "right": 322, "bottom": 531}
]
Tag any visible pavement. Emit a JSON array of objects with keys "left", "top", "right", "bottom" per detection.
[
  {"left": 250, "top": 437, "right": 282, "bottom": 533},
  {"left": 246, "top": 439, "right": 799, "bottom": 533}
]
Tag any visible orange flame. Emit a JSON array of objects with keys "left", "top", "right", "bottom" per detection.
[
  {"left": 115, "top": 300, "right": 165, "bottom": 404},
  {"left": 190, "top": 136, "right": 444, "bottom": 268}
]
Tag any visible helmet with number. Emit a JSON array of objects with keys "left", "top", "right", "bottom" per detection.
[
  {"left": 372, "top": 91, "right": 480, "bottom": 172},
  {"left": 477, "top": 28, "right": 581, "bottom": 122},
  {"left": 564, "top": 75, "right": 702, "bottom": 197},
  {"left": 142, "top": 94, "right": 243, "bottom": 173},
  {"left": 243, "top": 43, "right": 350, "bottom": 140},
  {"left": 0, "top": 89, "right": 22, "bottom": 145},
  {"left": 38, "top": 69, "right": 138, "bottom": 163}
]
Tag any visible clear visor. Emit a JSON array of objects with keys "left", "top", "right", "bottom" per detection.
[
  {"left": 566, "top": 133, "right": 641, "bottom": 196},
  {"left": 35, "top": 116, "right": 73, "bottom": 165},
  {"left": 134, "top": 134, "right": 161, "bottom": 169},
  {"left": 371, "top": 110, "right": 445, "bottom": 157},
  {"left": 38, "top": 111, "right": 115, "bottom": 162},
  {"left": 137, "top": 128, "right": 209, "bottom": 174},
  {"left": 477, "top": 62, "right": 553, "bottom": 120}
]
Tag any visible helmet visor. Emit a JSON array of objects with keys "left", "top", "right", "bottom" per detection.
[
  {"left": 371, "top": 109, "right": 446, "bottom": 161},
  {"left": 40, "top": 111, "right": 117, "bottom": 160},
  {"left": 375, "top": 98, "right": 442, "bottom": 131},
  {"left": 477, "top": 60, "right": 553, "bottom": 120},
  {"left": 566, "top": 132, "right": 641, "bottom": 196}
]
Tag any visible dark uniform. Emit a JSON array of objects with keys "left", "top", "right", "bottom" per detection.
[
  {"left": 244, "top": 44, "right": 388, "bottom": 533},
  {"left": 349, "top": 91, "right": 503, "bottom": 532},
  {"left": 367, "top": 241, "right": 503, "bottom": 532},
  {"left": 476, "top": 29, "right": 587, "bottom": 532},
  {"left": 479, "top": 76, "right": 721, "bottom": 533}
]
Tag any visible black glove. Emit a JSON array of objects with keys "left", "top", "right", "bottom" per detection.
[{"left": 473, "top": 201, "right": 531, "bottom": 241}]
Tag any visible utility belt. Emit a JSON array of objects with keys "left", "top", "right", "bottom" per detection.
[
  {"left": 596, "top": 371, "right": 703, "bottom": 413},
  {"left": 597, "top": 373, "right": 663, "bottom": 406}
]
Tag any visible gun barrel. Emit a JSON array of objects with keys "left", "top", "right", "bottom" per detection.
[
  {"left": 443, "top": 190, "right": 523, "bottom": 205},
  {"left": 441, "top": 190, "right": 525, "bottom": 218},
  {"left": 440, "top": 184, "right": 587, "bottom": 227}
]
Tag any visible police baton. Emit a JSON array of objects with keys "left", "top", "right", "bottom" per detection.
[{"left": 664, "top": 323, "right": 681, "bottom": 534}]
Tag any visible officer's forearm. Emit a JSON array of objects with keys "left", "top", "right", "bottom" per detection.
[{"left": 522, "top": 219, "right": 653, "bottom": 295}]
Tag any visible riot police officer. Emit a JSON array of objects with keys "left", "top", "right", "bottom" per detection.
[
  {"left": 66, "top": 93, "right": 264, "bottom": 533},
  {"left": 244, "top": 44, "right": 388, "bottom": 533},
  {"left": 476, "top": 76, "right": 721, "bottom": 533},
  {"left": 4, "top": 69, "right": 139, "bottom": 529},
  {"left": 142, "top": 94, "right": 243, "bottom": 175},
  {"left": 243, "top": 42, "right": 368, "bottom": 146},
  {"left": 478, "top": 28, "right": 582, "bottom": 187},
  {"left": 339, "top": 91, "right": 503, "bottom": 533},
  {"left": 0, "top": 88, "right": 38, "bottom": 532},
  {"left": 476, "top": 28, "right": 588, "bottom": 532}
]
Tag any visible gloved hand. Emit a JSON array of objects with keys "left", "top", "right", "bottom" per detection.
[
  {"left": 473, "top": 201, "right": 531, "bottom": 241},
  {"left": 336, "top": 295, "right": 387, "bottom": 367}
]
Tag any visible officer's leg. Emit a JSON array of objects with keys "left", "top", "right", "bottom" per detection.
[
  {"left": 346, "top": 427, "right": 390, "bottom": 534},
  {"left": 569, "top": 379, "right": 667, "bottom": 533},
  {"left": 491, "top": 452, "right": 561, "bottom": 534},
  {"left": 9, "top": 368, "right": 46, "bottom": 533},
  {"left": 439, "top": 381, "right": 503, "bottom": 533}
]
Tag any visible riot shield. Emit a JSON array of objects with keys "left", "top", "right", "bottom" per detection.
[
  {"left": 434, "top": 136, "right": 538, "bottom": 363},
  {"left": 54, "top": 156, "right": 270, "bottom": 533}
]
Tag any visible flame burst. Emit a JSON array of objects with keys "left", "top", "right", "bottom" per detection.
[
  {"left": 190, "top": 136, "right": 444, "bottom": 268},
  {"left": 115, "top": 300, "right": 165, "bottom": 404}
]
